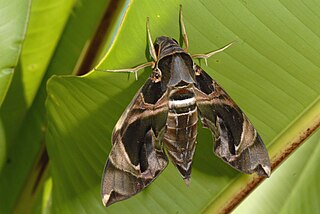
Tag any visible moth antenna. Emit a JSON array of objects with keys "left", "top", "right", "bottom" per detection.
[
  {"left": 179, "top": 5, "right": 189, "bottom": 52},
  {"left": 94, "top": 61, "right": 154, "bottom": 80},
  {"left": 147, "top": 17, "right": 157, "bottom": 61},
  {"left": 191, "top": 42, "right": 234, "bottom": 65}
]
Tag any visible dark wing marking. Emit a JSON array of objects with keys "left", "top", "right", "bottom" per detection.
[
  {"left": 193, "top": 64, "right": 271, "bottom": 177},
  {"left": 101, "top": 79, "right": 169, "bottom": 207}
]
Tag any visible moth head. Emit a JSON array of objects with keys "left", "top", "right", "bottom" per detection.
[
  {"left": 154, "top": 36, "right": 183, "bottom": 60},
  {"left": 154, "top": 37, "right": 179, "bottom": 49}
]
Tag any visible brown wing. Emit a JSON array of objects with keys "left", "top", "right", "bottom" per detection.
[
  {"left": 193, "top": 64, "right": 271, "bottom": 177},
  {"left": 101, "top": 79, "right": 169, "bottom": 207}
]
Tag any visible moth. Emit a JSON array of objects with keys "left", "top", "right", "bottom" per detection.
[{"left": 98, "top": 6, "right": 271, "bottom": 207}]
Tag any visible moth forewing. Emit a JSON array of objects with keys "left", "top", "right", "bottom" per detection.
[
  {"left": 193, "top": 65, "right": 271, "bottom": 177},
  {"left": 101, "top": 82, "right": 169, "bottom": 207}
]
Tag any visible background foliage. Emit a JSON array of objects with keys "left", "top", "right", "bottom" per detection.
[{"left": 0, "top": 0, "right": 319, "bottom": 213}]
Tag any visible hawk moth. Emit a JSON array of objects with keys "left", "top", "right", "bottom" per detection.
[{"left": 98, "top": 6, "right": 271, "bottom": 207}]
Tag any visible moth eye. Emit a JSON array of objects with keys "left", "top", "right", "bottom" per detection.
[
  {"left": 193, "top": 64, "right": 202, "bottom": 76},
  {"left": 152, "top": 68, "right": 162, "bottom": 83}
]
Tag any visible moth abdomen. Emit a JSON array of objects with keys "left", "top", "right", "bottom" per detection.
[{"left": 163, "top": 88, "right": 198, "bottom": 182}]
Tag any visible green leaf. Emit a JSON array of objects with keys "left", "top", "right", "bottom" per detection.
[
  {"left": 0, "top": 0, "right": 76, "bottom": 212},
  {"left": 0, "top": 0, "right": 31, "bottom": 106},
  {"left": 46, "top": 0, "right": 320, "bottom": 213},
  {"left": 0, "top": 0, "right": 76, "bottom": 147},
  {"left": 1, "top": 0, "right": 117, "bottom": 213},
  {"left": 0, "top": 118, "right": 5, "bottom": 171},
  {"left": 233, "top": 129, "right": 320, "bottom": 214}
]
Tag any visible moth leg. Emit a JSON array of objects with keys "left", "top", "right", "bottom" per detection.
[
  {"left": 191, "top": 42, "right": 233, "bottom": 66},
  {"left": 95, "top": 17, "right": 157, "bottom": 80},
  {"left": 179, "top": 5, "right": 189, "bottom": 52},
  {"left": 147, "top": 17, "right": 157, "bottom": 62},
  {"left": 94, "top": 61, "right": 154, "bottom": 80}
]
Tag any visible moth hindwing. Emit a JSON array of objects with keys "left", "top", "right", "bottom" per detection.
[{"left": 99, "top": 5, "right": 271, "bottom": 207}]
